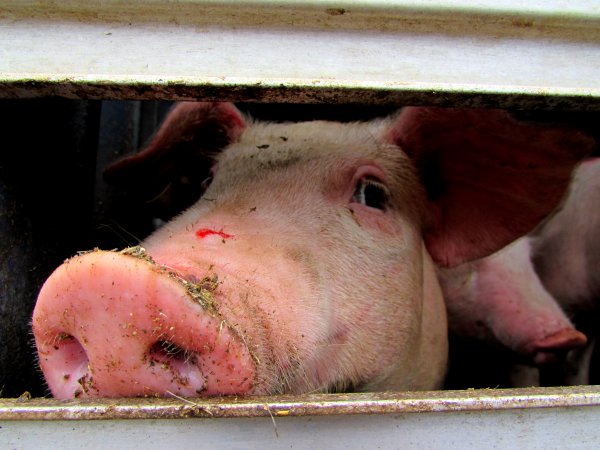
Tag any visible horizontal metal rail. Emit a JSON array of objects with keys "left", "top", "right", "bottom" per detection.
[
  {"left": 2, "top": 386, "right": 600, "bottom": 420},
  {"left": 1, "top": 1, "right": 600, "bottom": 108},
  {"left": 3, "top": 387, "right": 600, "bottom": 449}
]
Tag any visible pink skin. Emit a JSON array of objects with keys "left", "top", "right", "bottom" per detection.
[
  {"left": 532, "top": 158, "right": 600, "bottom": 313},
  {"left": 528, "top": 158, "right": 600, "bottom": 384},
  {"left": 34, "top": 251, "right": 255, "bottom": 398},
  {"left": 32, "top": 103, "right": 594, "bottom": 399},
  {"left": 141, "top": 216, "right": 332, "bottom": 395},
  {"left": 438, "top": 237, "right": 587, "bottom": 365}
]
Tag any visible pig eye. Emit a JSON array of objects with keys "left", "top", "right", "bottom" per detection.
[{"left": 352, "top": 177, "right": 389, "bottom": 210}]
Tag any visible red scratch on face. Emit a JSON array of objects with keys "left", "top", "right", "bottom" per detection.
[{"left": 196, "top": 228, "right": 234, "bottom": 239}]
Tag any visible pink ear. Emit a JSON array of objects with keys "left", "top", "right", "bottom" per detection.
[
  {"left": 389, "top": 107, "right": 596, "bottom": 267},
  {"left": 104, "top": 102, "right": 246, "bottom": 215}
]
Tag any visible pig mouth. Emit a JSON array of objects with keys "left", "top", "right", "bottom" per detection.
[{"left": 32, "top": 247, "right": 259, "bottom": 399}]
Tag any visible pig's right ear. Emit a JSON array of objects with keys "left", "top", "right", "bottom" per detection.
[
  {"left": 389, "top": 107, "right": 595, "bottom": 268},
  {"left": 104, "top": 102, "right": 246, "bottom": 217}
]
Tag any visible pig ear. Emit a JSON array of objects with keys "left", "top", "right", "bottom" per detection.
[
  {"left": 389, "top": 107, "right": 595, "bottom": 267},
  {"left": 104, "top": 102, "right": 246, "bottom": 217}
]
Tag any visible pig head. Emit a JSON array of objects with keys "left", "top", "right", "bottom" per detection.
[
  {"left": 530, "top": 157, "right": 600, "bottom": 385},
  {"left": 438, "top": 236, "right": 587, "bottom": 365},
  {"left": 32, "top": 103, "right": 593, "bottom": 399}
]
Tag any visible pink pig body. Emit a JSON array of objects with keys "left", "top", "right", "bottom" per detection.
[
  {"left": 531, "top": 158, "right": 600, "bottom": 385},
  {"left": 32, "top": 103, "right": 594, "bottom": 399},
  {"left": 440, "top": 159, "right": 600, "bottom": 387},
  {"left": 438, "top": 237, "right": 587, "bottom": 365},
  {"left": 532, "top": 158, "right": 600, "bottom": 314}
]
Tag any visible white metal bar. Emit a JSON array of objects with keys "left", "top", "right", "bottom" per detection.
[
  {"left": 1, "top": 1, "right": 600, "bottom": 106},
  {"left": 2, "top": 404, "right": 599, "bottom": 449},
  {"left": 2, "top": 387, "right": 600, "bottom": 448},
  {"left": 2, "top": 387, "right": 600, "bottom": 419}
]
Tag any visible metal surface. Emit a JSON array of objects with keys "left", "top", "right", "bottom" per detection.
[
  {"left": 1, "top": 407, "right": 598, "bottom": 449},
  {"left": 2, "top": 387, "right": 600, "bottom": 449},
  {"left": 1, "top": 386, "right": 599, "bottom": 419},
  {"left": 1, "top": 1, "right": 600, "bottom": 108}
]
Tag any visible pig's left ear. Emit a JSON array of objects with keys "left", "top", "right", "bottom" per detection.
[
  {"left": 389, "top": 107, "right": 596, "bottom": 268},
  {"left": 104, "top": 102, "right": 246, "bottom": 218}
]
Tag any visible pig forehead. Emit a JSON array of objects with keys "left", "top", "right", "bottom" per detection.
[{"left": 216, "top": 119, "right": 399, "bottom": 171}]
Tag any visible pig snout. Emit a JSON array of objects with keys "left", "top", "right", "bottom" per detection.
[{"left": 32, "top": 248, "right": 256, "bottom": 399}]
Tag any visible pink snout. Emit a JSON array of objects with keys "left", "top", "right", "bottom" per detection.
[{"left": 32, "top": 249, "right": 256, "bottom": 399}]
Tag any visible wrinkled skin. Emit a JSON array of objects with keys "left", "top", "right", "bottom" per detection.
[{"left": 32, "top": 103, "right": 594, "bottom": 399}]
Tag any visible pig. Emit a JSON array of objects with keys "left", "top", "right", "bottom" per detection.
[
  {"left": 531, "top": 157, "right": 600, "bottom": 384},
  {"left": 438, "top": 236, "right": 588, "bottom": 366},
  {"left": 532, "top": 158, "right": 600, "bottom": 316},
  {"left": 31, "top": 103, "right": 594, "bottom": 399},
  {"left": 441, "top": 158, "right": 600, "bottom": 388}
]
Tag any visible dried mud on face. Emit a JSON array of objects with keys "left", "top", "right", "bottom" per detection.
[
  {"left": 119, "top": 246, "right": 222, "bottom": 315},
  {"left": 74, "top": 246, "right": 223, "bottom": 316}
]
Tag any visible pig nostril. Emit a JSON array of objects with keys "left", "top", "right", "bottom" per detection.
[
  {"left": 149, "top": 340, "right": 198, "bottom": 365},
  {"left": 51, "top": 333, "right": 87, "bottom": 363},
  {"left": 54, "top": 332, "right": 75, "bottom": 347},
  {"left": 46, "top": 333, "right": 93, "bottom": 398},
  {"left": 147, "top": 340, "right": 207, "bottom": 395}
]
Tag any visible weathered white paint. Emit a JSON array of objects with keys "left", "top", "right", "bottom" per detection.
[
  {"left": 1, "top": 1, "right": 600, "bottom": 104},
  {"left": 2, "top": 406, "right": 599, "bottom": 449},
  {"left": 2, "top": 387, "right": 600, "bottom": 448}
]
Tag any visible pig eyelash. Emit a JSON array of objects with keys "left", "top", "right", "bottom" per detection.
[
  {"left": 200, "top": 175, "right": 213, "bottom": 193},
  {"left": 199, "top": 174, "right": 213, "bottom": 196},
  {"left": 351, "top": 176, "right": 390, "bottom": 211},
  {"left": 199, "top": 165, "right": 218, "bottom": 196}
]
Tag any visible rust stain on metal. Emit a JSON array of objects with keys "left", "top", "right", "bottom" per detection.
[
  {"left": 1, "top": 80, "right": 600, "bottom": 111},
  {"left": 1, "top": 386, "right": 600, "bottom": 421}
]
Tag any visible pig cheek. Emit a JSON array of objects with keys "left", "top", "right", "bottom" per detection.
[
  {"left": 220, "top": 285, "right": 331, "bottom": 394},
  {"left": 348, "top": 204, "right": 401, "bottom": 236},
  {"left": 323, "top": 266, "right": 422, "bottom": 390},
  {"left": 311, "top": 221, "right": 423, "bottom": 388}
]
